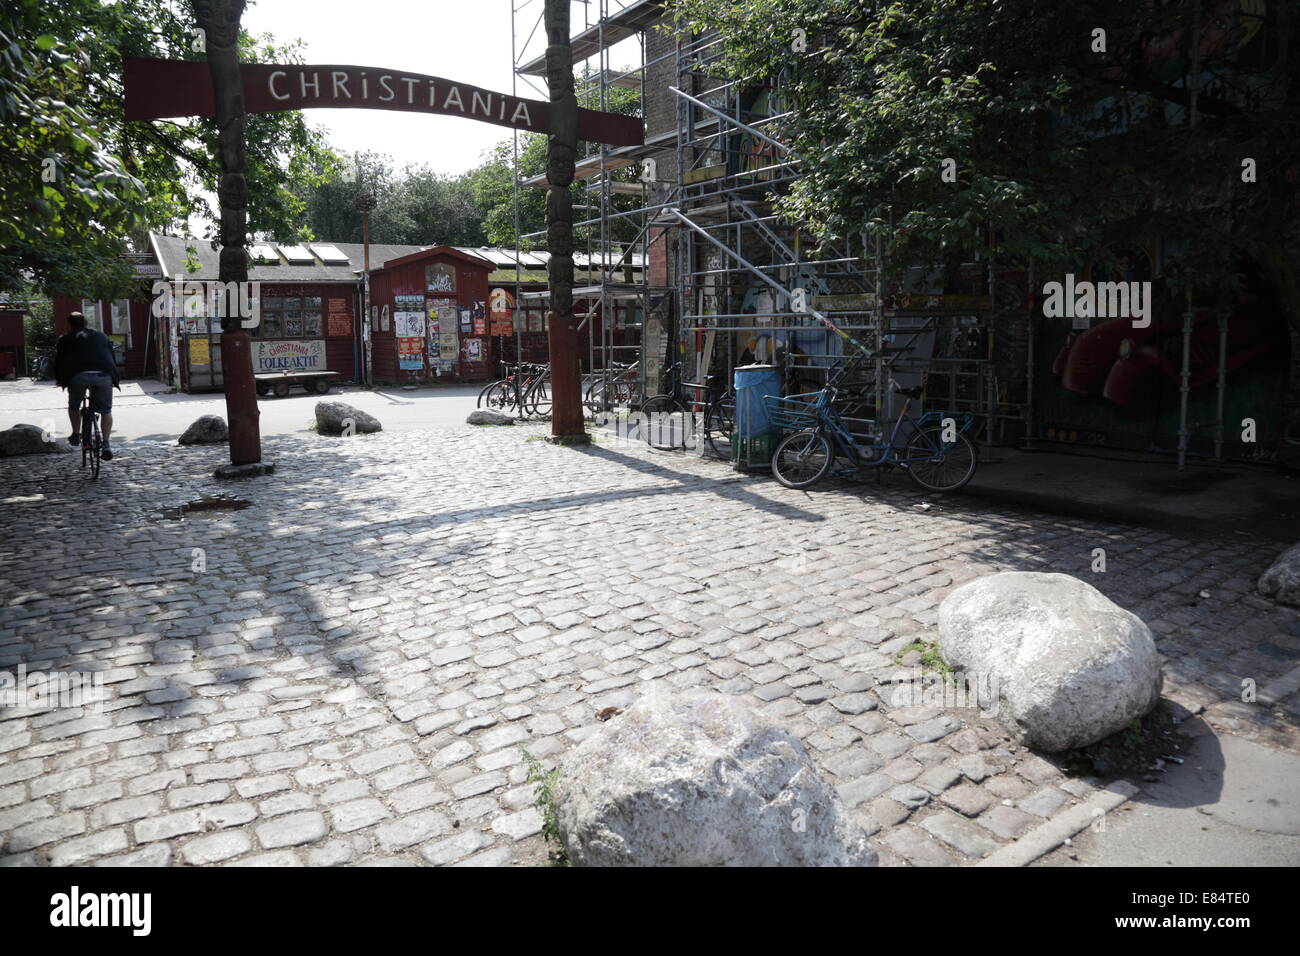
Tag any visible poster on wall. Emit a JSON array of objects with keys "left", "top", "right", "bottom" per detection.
[
  {"left": 327, "top": 298, "right": 351, "bottom": 336},
  {"left": 380, "top": 305, "right": 390, "bottom": 332},
  {"left": 438, "top": 332, "right": 459, "bottom": 360},
  {"left": 426, "top": 263, "right": 456, "bottom": 293},
  {"left": 458, "top": 306, "right": 472, "bottom": 332},
  {"left": 253, "top": 339, "right": 325, "bottom": 372},
  {"left": 429, "top": 296, "right": 457, "bottom": 327},
  {"left": 471, "top": 299, "right": 487, "bottom": 335},
  {"left": 395, "top": 311, "right": 425, "bottom": 338},
  {"left": 461, "top": 337, "right": 483, "bottom": 362},
  {"left": 398, "top": 337, "right": 425, "bottom": 370},
  {"left": 188, "top": 337, "right": 210, "bottom": 365}
]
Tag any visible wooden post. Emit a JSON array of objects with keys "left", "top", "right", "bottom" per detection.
[
  {"left": 194, "top": 0, "right": 262, "bottom": 466},
  {"left": 543, "top": 0, "right": 587, "bottom": 440}
]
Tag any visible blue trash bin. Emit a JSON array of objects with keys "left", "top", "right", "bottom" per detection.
[{"left": 733, "top": 363, "right": 782, "bottom": 468}]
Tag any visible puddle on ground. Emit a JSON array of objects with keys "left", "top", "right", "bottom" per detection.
[{"left": 158, "top": 496, "right": 252, "bottom": 520}]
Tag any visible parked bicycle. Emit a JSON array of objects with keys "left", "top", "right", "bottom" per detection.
[
  {"left": 583, "top": 361, "right": 641, "bottom": 413},
  {"left": 77, "top": 391, "right": 104, "bottom": 479},
  {"left": 477, "top": 362, "right": 552, "bottom": 418},
  {"left": 764, "top": 377, "right": 978, "bottom": 492},
  {"left": 32, "top": 349, "right": 53, "bottom": 381},
  {"left": 638, "top": 362, "right": 735, "bottom": 457}
]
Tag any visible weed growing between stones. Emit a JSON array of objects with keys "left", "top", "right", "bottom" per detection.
[
  {"left": 521, "top": 748, "right": 568, "bottom": 867},
  {"left": 894, "top": 640, "right": 954, "bottom": 679}
]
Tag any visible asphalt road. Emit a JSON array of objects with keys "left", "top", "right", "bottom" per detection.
[{"left": 0, "top": 377, "right": 483, "bottom": 443}]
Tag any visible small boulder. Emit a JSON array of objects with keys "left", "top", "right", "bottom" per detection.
[
  {"left": 0, "top": 424, "right": 70, "bottom": 457},
  {"left": 466, "top": 409, "right": 514, "bottom": 426},
  {"left": 1259, "top": 543, "right": 1300, "bottom": 607},
  {"left": 554, "top": 691, "right": 876, "bottom": 866},
  {"left": 938, "top": 572, "right": 1162, "bottom": 752},
  {"left": 315, "top": 401, "right": 381, "bottom": 435},
  {"left": 178, "top": 415, "right": 228, "bottom": 445}
]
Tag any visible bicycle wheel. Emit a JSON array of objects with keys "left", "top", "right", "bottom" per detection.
[
  {"left": 771, "top": 429, "right": 833, "bottom": 489},
  {"left": 477, "top": 379, "right": 502, "bottom": 408},
  {"left": 703, "top": 391, "right": 735, "bottom": 459},
  {"left": 88, "top": 417, "right": 101, "bottom": 480},
  {"left": 904, "top": 426, "right": 977, "bottom": 492},
  {"left": 481, "top": 380, "right": 517, "bottom": 413},
  {"left": 526, "top": 376, "right": 552, "bottom": 417},
  {"left": 639, "top": 395, "right": 687, "bottom": 450}
]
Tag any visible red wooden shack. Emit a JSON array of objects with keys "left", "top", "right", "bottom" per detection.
[{"left": 368, "top": 247, "right": 495, "bottom": 384}]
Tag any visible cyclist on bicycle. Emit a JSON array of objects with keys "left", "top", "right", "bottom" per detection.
[{"left": 54, "top": 311, "right": 121, "bottom": 460}]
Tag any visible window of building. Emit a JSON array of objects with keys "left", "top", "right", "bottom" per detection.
[{"left": 258, "top": 292, "right": 324, "bottom": 338}]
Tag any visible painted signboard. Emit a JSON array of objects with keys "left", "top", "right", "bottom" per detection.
[
  {"left": 489, "top": 287, "right": 514, "bottom": 336},
  {"left": 123, "top": 58, "right": 644, "bottom": 146},
  {"left": 253, "top": 339, "right": 325, "bottom": 372},
  {"left": 327, "top": 298, "right": 351, "bottom": 336}
]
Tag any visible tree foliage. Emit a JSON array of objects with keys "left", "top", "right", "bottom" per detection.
[
  {"left": 673, "top": 0, "right": 1299, "bottom": 321},
  {"left": 1, "top": 0, "right": 335, "bottom": 298}
]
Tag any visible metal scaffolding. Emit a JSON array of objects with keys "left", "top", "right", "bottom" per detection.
[
  {"left": 511, "top": 0, "right": 671, "bottom": 408},
  {"left": 668, "top": 25, "right": 1009, "bottom": 465}
]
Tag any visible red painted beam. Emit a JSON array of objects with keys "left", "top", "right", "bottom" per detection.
[{"left": 123, "top": 57, "right": 643, "bottom": 147}]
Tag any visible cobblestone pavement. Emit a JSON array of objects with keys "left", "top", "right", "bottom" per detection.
[{"left": 1, "top": 423, "right": 1297, "bottom": 867}]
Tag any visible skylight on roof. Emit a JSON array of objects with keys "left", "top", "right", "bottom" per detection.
[
  {"left": 249, "top": 243, "right": 278, "bottom": 263},
  {"left": 277, "top": 244, "right": 314, "bottom": 263},
  {"left": 310, "top": 244, "right": 349, "bottom": 264}
]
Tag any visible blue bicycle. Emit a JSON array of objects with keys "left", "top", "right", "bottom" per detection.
[{"left": 764, "top": 378, "right": 978, "bottom": 492}]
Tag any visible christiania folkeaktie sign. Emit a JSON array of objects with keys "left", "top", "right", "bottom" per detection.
[{"left": 122, "top": 57, "right": 643, "bottom": 147}]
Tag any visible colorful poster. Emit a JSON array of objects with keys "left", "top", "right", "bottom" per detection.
[
  {"left": 429, "top": 296, "right": 457, "bottom": 325},
  {"left": 398, "top": 336, "right": 425, "bottom": 370},
  {"left": 426, "top": 263, "right": 456, "bottom": 293},
  {"left": 461, "top": 337, "right": 483, "bottom": 362},
  {"left": 188, "top": 336, "right": 210, "bottom": 365},
  {"left": 395, "top": 311, "right": 424, "bottom": 338},
  {"left": 426, "top": 315, "right": 440, "bottom": 338},
  {"left": 459, "top": 306, "right": 472, "bottom": 331},
  {"left": 253, "top": 339, "right": 325, "bottom": 372}
]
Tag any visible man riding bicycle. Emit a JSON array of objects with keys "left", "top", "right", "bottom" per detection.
[{"left": 55, "top": 311, "right": 121, "bottom": 460}]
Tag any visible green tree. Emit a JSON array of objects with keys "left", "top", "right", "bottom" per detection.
[
  {"left": 467, "top": 74, "right": 645, "bottom": 249},
  {"left": 673, "top": 0, "right": 1300, "bottom": 324},
  {"left": 1, "top": 0, "right": 336, "bottom": 298}
]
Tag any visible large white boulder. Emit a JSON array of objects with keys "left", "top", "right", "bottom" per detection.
[
  {"left": 554, "top": 691, "right": 876, "bottom": 866},
  {"left": 315, "top": 401, "right": 381, "bottom": 435},
  {"left": 178, "top": 415, "right": 228, "bottom": 445},
  {"left": 937, "top": 572, "right": 1162, "bottom": 752},
  {"left": 0, "top": 424, "right": 70, "bottom": 457},
  {"left": 1259, "top": 543, "right": 1300, "bottom": 607}
]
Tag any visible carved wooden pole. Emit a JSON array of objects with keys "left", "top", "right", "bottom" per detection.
[
  {"left": 194, "top": 0, "right": 262, "bottom": 466},
  {"left": 543, "top": 0, "right": 586, "bottom": 440}
]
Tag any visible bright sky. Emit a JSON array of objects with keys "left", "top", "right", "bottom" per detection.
[{"left": 241, "top": 0, "right": 639, "bottom": 177}]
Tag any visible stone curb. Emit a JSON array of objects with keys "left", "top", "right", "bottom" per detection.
[{"left": 975, "top": 780, "right": 1140, "bottom": 867}]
